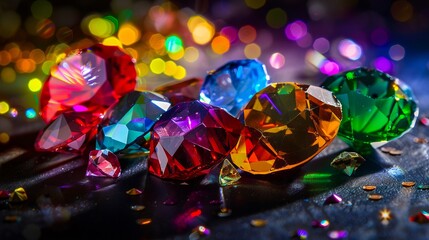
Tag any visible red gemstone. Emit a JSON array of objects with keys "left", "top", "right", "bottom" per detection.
[
  {"left": 148, "top": 101, "right": 243, "bottom": 181},
  {"left": 154, "top": 78, "right": 203, "bottom": 105},
  {"left": 86, "top": 149, "right": 121, "bottom": 178},
  {"left": 0, "top": 190, "right": 10, "bottom": 199},
  {"left": 35, "top": 111, "right": 101, "bottom": 154},
  {"left": 40, "top": 44, "right": 137, "bottom": 123}
]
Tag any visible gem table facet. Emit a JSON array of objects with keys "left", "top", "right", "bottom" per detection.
[
  {"left": 35, "top": 111, "right": 101, "bottom": 153},
  {"left": 86, "top": 149, "right": 121, "bottom": 178},
  {"left": 96, "top": 91, "right": 171, "bottom": 153},
  {"left": 200, "top": 59, "right": 269, "bottom": 116},
  {"left": 40, "top": 44, "right": 137, "bottom": 123},
  {"left": 321, "top": 68, "right": 418, "bottom": 149},
  {"left": 148, "top": 101, "right": 243, "bottom": 181},
  {"left": 231, "top": 83, "right": 342, "bottom": 174},
  {"left": 330, "top": 151, "right": 365, "bottom": 176}
]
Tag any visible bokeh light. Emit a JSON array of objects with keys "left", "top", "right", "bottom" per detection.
[
  {"left": 320, "top": 61, "right": 340, "bottom": 75},
  {"left": 10, "top": 108, "right": 18, "bottom": 118},
  {"left": 1, "top": 67, "right": 16, "bottom": 83},
  {"left": 266, "top": 8, "right": 287, "bottom": 29},
  {"left": 31, "top": 0, "right": 53, "bottom": 20},
  {"left": 238, "top": 25, "right": 257, "bottom": 44},
  {"left": 164, "top": 61, "right": 177, "bottom": 76},
  {"left": 165, "top": 35, "right": 183, "bottom": 53},
  {"left": 371, "top": 28, "right": 388, "bottom": 46},
  {"left": 0, "top": 132, "right": 10, "bottom": 144},
  {"left": 389, "top": 44, "right": 405, "bottom": 61},
  {"left": 25, "top": 108, "right": 37, "bottom": 119},
  {"left": 173, "top": 66, "right": 186, "bottom": 80},
  {"left": 391, "top": 0, "right": 413, "bottom": 22},
  {"left": 89, "top": 17, "right": 115, "bottom": 38},
  {"left": 188, "top": 16, "right": 215, "bottom": 45},
  {"left": 211, "top": 36, "right": 230, "bottom": 55},
  {"left": 184, "top": 47, "right": 199, "bottom": 63},
  {"left": 220, "top": 26, "right": 238, "bottom": 43},
  {"left": 313, "top": 37, "right": 330, "bottom": 53},
  {"left": 245, "top": 0, "right": 266, "bottom": 9},
  {"left": 150, "top": 58, "right": 165, "bottom": 74},
  {"left": 269, "top": 53, "right": 285, "bottom": 69},
  {"left": 285, "top": 20, "right": 307, "bottom": 40},
  {"left": 0, "top": 51, "right": 12, "bottom": 66},
  {"left": 28, "top": 78, "right": 43, "bottom": 92},
  {"left": 338, "top": 39, "right": 362, "bottom": 60},
  {"left": 244, "top": 43, "right": 261, "bottom": 58},
  {"left": 118, "top": 23, "right": 141, "bottom": 46},
  {"left": 168, "top": 46, "right": 184, "bottom": 60},
  {"left": 373, "top": 57, "right": 393, "bottom": 72},
  {"left": 37, "top": 19, "right": 56, "bottom": 39},
  {"left": 136, "top": 62, "right": 149, "bottom": 77},
  {"left": 102, "top": 36, "right": 123, "bottom": 48},
  {"left": 0, "top": 102, "right": 10, "bottom": 114}
]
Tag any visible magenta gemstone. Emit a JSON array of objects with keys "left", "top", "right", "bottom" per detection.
[
  {"left": 40, "top": 44, "right": 137, "bottom": 123},
  {"left": 86, "top": 149, "right": 121, "bottom": 178},
  {"left": 148, "top": 101, "right": 243, "bottom": 181}
]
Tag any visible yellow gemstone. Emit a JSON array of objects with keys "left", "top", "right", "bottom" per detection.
[
  {"left": 9, "top": 187, "right": 27, "bottom": 203},
  {"left": 402, "top": 181, "right": 416, "bottom": 187},
  {"left": 219, "top": 159, "right": 241, "bottom": 186},
  {"left": 136, "top": 218, "right": 152, "bottom": 225},
  {"left": 231, "top": 83, "right": 342, "bottom": 174},
  {"left": 362, "top": 185, "right": 377, "bottom": 191},
  {"left": 250, "top": 219, "right": 267, "bottom": 227},
  {"left": 368, "top": 194, "right": 383, "bottom": 201}
]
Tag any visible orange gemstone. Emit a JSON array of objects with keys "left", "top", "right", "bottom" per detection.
[{"left": 231, "top": 83, "right": 342, "bottom": 174}]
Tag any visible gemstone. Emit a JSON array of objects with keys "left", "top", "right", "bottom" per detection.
[
  {"left": 200, "top": 159, "right": 241, "bottom": 186},
  {"left": 130, "top": 205, "right": 145, "bottom": 211},
  {"left": 126, "top": 188, "right": 143, "bottom": 195},
  {"left": 148, "top": 101, "right": 243, "bottom": 181},
  {"left": 321, "top": 68, "right": 418, "bottom": 149},
  {"left": 86, "top": 149, "right": 121, "bottom": 178},
  {"left": 9, "top": 187, "right": 28, "bottom": 203},
  {"left": 418, "top": 185, "right": 429, "bottom": 190},
  {"left": 154, "top": 78, "right": 203, "bottom": 105},
  {"left": 362, "top": 185, "right": 376, "bottom": 191},
  {"left": 368, "top": 194, "right": 383, "bottom": 201},
  {"left": 402, "top": 181, "right": 416, "bottom": 187},
  {"left": 292, "top": 229, "right": 308, "bottom": 239},
  {"left": 312, "top": 219, "right": 330, "bottom": 228},
  {"left": 200, "top": 59, "right": 269, "bottom": 116},
  {"left": 330, "top": 151, "right": 365, "bottom": 176},
  {"left": 35, "top": 111, "right": 101, "bottom": 154},
  {"left": 328, "top": 230, "right": 348, "bottom": 239},
  {"left": 189, "top": 225, "right": 211, "bottom": 240},
  {"left": 250, "top": 219, "right": 267, "bottom": 227},
  {"left": 40, "top": 44, "right": 137, "bottom": 123},
  {"left": 96, "top": 91, "right": 171, "bottom": 153},
  {"left": 232, "top": 83, "right": 342, "bottom": 174},
  {"left": 324, "top": 194, "right": 342, "bottom": 205},
  {"left": 136, "top": 218, "right": 152, "bottom": 225},
  {"left": 409, "top": 211, "right": 429, "bottom": 224},
  {"left": 0, "top": 190, "right": 10, "bottom": 199}
]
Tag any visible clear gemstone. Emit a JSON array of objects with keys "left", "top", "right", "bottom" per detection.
[
  {"left": 86, "top": 149, "right": 121, "bottom": 178},
  {"left": 330, "top": 151, "right": 365, "bottom": 176},
  {"left": 200, "top": 59, "right": 269, "bottom": 116}
]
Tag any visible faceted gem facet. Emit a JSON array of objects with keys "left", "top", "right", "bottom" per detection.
[
  {"left": 35, "top": 111, "right": 101, "bottom": 153},
  {"left": 86, "top": 149, "right": 121, "bottom": 178},
  {"left": 154, "top": 78, "right": 203, "bottom": 105},
  {"left": 409, "top": 211, "right": 429, "bottom": 224},
  {"left": 200, "top": 59, "right": 269, "bottom": 116},
  {"left": 9, "top": 187, "right": 28, "bottom": 203},
  {"left": 324, "top": 194, "right": 342, "bottom": 205},
  {"left": 330, "top": 151, "right": 365, "bottom": 176},
  {"left": 321, "top": 68, "right": 418, "bottom": 148},
  {"left": 200, "top": 159, "right": 241, "bottom": 186},
  {"left": 40, "top": 44, "right": 137, "bottom": 123},
  {"left": 148, "top": 101, "right": 243, "bottom": 181},
  {"left": 96, "top": 91, "right": 171, "bottom": 153},
  {"left": 232, "top": 83, "right": 342, "bottom": 174}
]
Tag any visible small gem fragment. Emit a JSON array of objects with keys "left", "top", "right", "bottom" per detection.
[
  {"left": 0, "top": 190, "right": 10, "bottom": 199},
  {"left": 328, "top": 230, "right": 348, "bottom": 239},
  {"left": 130, "top": 205, "right": 145, "bottom": 211},
  {"left": 292, "top": 229, "right": 308, "bottom": 240},
  {"left": 97, "top": 91, "right": 171, "bottom": 153},
  {"left": 86, "top": 149, "right": 121, "bottom": 178},
  {"left": 368, "top": 194, "right": 383, "bottom": 201},
  {"left": 136, "top": 218, "right": 152, "bottom": 225},
  {"left": 362, "top": 185, "right": 376, "bottom": 191},
  {"left": 418, "top": 185, "right": 429, "bottom": 190},
  {"left": 200, "top": 59, "right": 269, "bottom": 116},
  {"left": 148, "top": 101, "right": 243, "bottom": 181},
  {"left": 321, "top": 68, "right": 418, "bottom": 150},
  {"left": 155, "top": 78, "right": 203, "bottom": 105},
  {"left": 324, "top": 194, "right": 342, "bottom": 205},
  {"left": 402, "top": 181, "right": 416, "bottom": 187},
  {"left": 312, "top": 219, "right": 330, "bottom": 228},
  {"left": 219, "top": 159, "right": 241, "bottom": 186},
  {"left": 330, "top": 151, "right": 365, "bottom": 176},
  {"left": 413, "top": 137, "right": 428, "bottom": 144},
  {"left": 409, "top": 211, "right": 429, "bottom": 224},
  {"left": 126, "top": 188, "right": 143, "bottom": 196},
  {"left": 232, "top": 83, "right": 342, "bottom": 174},
  {"left": 9, "top": 187, "right": 28, "bottom": 203},
  {"left": 250, "top": 219, "right": 267, "bottom": 227}
]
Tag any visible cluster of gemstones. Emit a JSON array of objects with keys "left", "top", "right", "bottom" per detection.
[{"left": 35, "top": 44, "right": 418, "bottom": 182}]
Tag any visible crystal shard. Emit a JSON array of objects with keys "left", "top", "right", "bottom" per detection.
[
  {"left": 86, "top": 149, "right": 121, "bottom": 178},
  {"left": 9, "top": 187, "right": 28, "bottom": 203},
  {"left": 200, "top": 59, "right": 269, "bottom": 116},
  {"left": 409, "top": 211, "right": 429, "bottom": 224},
  {"left": 321, "top": 68, "right": 418, "bottom": 149},
  {"left": 40, "top": 44, "right": 137, "bottom": 123},
  {"left": 154, "top": 78, "right": 203, "bottom": 105},
  {"left": 219, "top": 159, "right": 241, "bottom": 186},
  {"left": 35, "top": 111, "right": 101, "bottom": 153},
  {"left": 96, "top": 91, "right": 171, "bottom": 153},
  {"left": 148, "top": 101, "right": 243, "bottom": 181},
  {"left": 232, "top": 83, "right": 342, "bottom": 174},
  {"left": 330, "top": 151, "right": 365, "bottom": 176},
  {"left": 324, "top": 194, "right": 342, "bottom": 205}
]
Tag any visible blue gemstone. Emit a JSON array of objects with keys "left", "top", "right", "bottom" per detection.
[
  {"left": 199, "top": 59, "right": 269, "bottom": 116},
  {"left": 96, "top": 91, "right": 171, "bottom": 153}
]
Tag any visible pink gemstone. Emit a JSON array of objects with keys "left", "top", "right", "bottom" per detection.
[
  {"left": 148, "top": 101, "right": 243, "bottom": 181},
  {"left": 324, "top": 194, "right": 342, "bottom": 205},
  {"left": 86, "top": 149, "right": 121, "bottom": 178},
  {"left": 40, "top": 44, "right": 137, "bottom": 123},
  {"left": 35, "top": 111, "right": 101, "bottom": 154},
  {"left": 154, "top": 78, "right": 203, "bottom": 105}
]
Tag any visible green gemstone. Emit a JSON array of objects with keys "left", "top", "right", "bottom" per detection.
[{"left": 321, "top": 68, "right": 418, "bottom": 149}]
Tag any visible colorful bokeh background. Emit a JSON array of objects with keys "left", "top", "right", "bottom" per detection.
[{"left": 0, "top": 0, "right": 428, "bottom": 146}]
